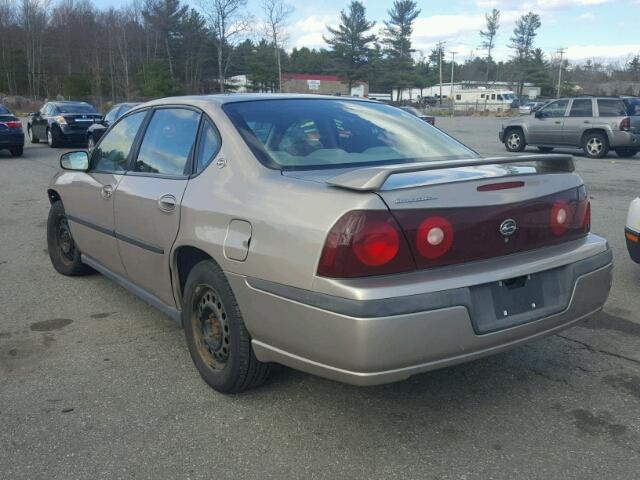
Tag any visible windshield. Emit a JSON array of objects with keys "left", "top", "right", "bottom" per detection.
[
  {"left": 223, "top": 99, "right": 477, "bottom": 170},
  {"left": 57, "top": 103, "right": 98, "bottom": 114}
]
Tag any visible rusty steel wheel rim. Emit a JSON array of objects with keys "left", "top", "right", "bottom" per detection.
[
  {"left": 57, "top": 217, "right": 76, "bottom": 262},
  {"left": 192, "top": 285, "right": 230, "bottom": 370}
]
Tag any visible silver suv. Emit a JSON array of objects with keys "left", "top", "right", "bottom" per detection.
[{"left": 500, "top": 97, "right": 640, "bottom": 158}]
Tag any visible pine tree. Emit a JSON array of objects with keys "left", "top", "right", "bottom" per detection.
[
  {"left": 324, "top": 1, "right": 376, "bottom": 91},
  {"left": 509, "top": 12, "right": 541, "bottom": 96}
]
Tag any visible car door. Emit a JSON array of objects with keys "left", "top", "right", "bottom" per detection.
[
  {"left": 33, "top": 104, "right": 50, "bottom": 138},
  {"left": 563, "top": 98, "right": 594, "bottom": 146},
  {"left": 527, "top": 99, "right": 569, "bottom": 145},
  {"left": 63, "top": 110, "right": 148, "bottom": 277},
  {"left": 114, "top": 107, "right": 202, "bottom": 306}
]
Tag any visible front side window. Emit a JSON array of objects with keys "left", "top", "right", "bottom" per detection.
[
  {"left": 134, "top": 108, "right": 201, "bottom": 176},
  {"left": 569, "top": 99, "right": 593, "bottom": 117},
  {"left": 540, "top": 100, "right": 569, "bottom": 118},
  {"left": 195, "top": 120, "right": 221, "bottom": 173},
  {"left": 91, "top": 111, "right": 147, "bottom": 172},
  {"left": 597, "top": 99, "right": 627, "bottom": 117},
  {"left": 223, "top": 99, "right": 477, "bottom": 170}
]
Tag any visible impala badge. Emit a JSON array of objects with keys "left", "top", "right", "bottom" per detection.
[{"left": 499, "top": 218, "right": 517, "bottom": 237}]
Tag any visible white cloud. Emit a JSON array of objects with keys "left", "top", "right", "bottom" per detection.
[
  {"left": 291, "top": 15, "right": 335, "bottom": 49},
  {"left": 578, "top": 12, "right": 595, "bottom": 19},
  {"left": 565, "top": 44, "right": 640, "bottom": 60}
]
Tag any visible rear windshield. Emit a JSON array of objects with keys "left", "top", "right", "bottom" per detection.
[
  {"left": 56, "top": 103, "right": 98, "bottom": 114},
  {"left": 223, "top": 99, "right": 477, "bottom": 170},
  {"left": 0, "top": 105, "right": 10, "bottom": 115}
]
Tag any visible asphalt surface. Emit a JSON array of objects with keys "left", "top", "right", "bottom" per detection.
[{"left": 1, "top": 116, "right": 640, "bottom": 479}]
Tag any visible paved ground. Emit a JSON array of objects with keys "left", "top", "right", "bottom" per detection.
[{"left": 1, "top": 116, "right": 640, "bottom": 479}]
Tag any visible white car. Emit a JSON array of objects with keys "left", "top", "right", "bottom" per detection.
[
  {"left": 519, "top": 101, "right": 545, "bottom": 115},
  {"left": 626, "top": 198, "right": 640, "bottom": 262}
]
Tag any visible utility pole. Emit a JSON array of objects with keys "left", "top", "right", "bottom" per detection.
[
  {"left": 437, "top": 41, "right": 446, "bottom": 106},
  {"left": 450, "top": 51, "right": 457, "bottom": 116},
  {"left": 556, "top": 48, "right": 566, "bottom": 98}
]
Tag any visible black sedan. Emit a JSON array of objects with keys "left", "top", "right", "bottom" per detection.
[
  {"left": 398, "top": 106, "right": 436, "bottom": 126},
  {"left": 0, "top": 104, "right": 24, "bottom": 157},
  {"left": 27, "top": 101, "right": 101, "bottom": 148},
  {"left": 86, "top": 102, "right": 140, "bottom": 150}
]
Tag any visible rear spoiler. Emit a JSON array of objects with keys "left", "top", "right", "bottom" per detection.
[{"left": 325, "top": 154, "right": 574, "bottom": 192}]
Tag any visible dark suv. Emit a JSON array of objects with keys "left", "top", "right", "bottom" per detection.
[
  {"left": 500, "top": 97, "right": 640, "bottom": 158},
  {"left": 27, "top": 101, "right": 102, "bottom": 148}
]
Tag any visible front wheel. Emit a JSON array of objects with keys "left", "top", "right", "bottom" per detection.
[
  {"left": 183, "top": 260, "right": 271, "bottom": 393},
  {"left": 47, "top": 127, "right": 62, "bottom": 148},
  {"left": 615, "top": 147, "right": 639, "bottom": 158},
  {"left": 505, "top": 129, "right": 526, "bottom": 152},
  {"left": 46, "top": 201, "right": 92, "bottom": 276},
  {"left": 583, "top": 132, "right": 609, "bottom": 158}
]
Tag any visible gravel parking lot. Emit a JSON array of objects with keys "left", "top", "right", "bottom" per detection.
[{"left": 1, "top": 115, "right": 639, "bottom": 479}]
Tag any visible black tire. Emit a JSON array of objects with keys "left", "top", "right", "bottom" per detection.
[
  {"left": 47, "top": 127, "right": 62, "bottom": 148},
  {"left": 10, "top": 146, "right": 23, "bottom": 157},
  {"left": 582, "top": 132, "right": 609, "bottom": 158},
  {"left": 614, "top": 147, "right": 639, "bottom": 158},
  {"left": 46, "top": 201, "right": 92, "bottom": 276},
  {"left": 537, "top": 146, "right": 554, "bottom": 153},
  {"left": 183, "top": 260, "right": 271, "bottom": 393},
  {"left": 504, "top": 128, "right": 526, "bottom": 152},
  {"left": 28, "top": 125, "right": 39, "bottom": 143}
]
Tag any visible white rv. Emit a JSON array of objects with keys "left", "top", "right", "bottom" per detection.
[{"left": 452, "top": 89, "right": 517, "bottom": 112}]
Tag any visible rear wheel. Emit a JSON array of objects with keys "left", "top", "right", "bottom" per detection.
[
  {"left": 10, "top": 146, "right": 23, "bottom": 157},
  {"left": 46, "top": 201, "right": 92, "bottom": 276},
  {"left": 505, "top": 129, "right": 526, "bottom": 152},
  {"left": 183, "top": 260, "right": 271, "bottom": 393},
  {"left": 582, "top": 132, "right": 609, "bottom": 158},
  {"left": 28, "top": 126, "right": 39, "bottom": 143},
  {"left": 537, "top": 146, "right": 554, "bottom": 153},
  {"left": 614, "top": 147, "right": 639, "bottom": 158}
]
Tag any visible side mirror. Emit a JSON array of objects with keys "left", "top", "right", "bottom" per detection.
[{"left": 60, "top": 151, "right": 89, "bottom": 171}]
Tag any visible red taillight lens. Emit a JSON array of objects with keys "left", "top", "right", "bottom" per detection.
[
  {"left": 550, "top": 200, "right": 570, "bottom": 236},
  {"left": 352, "top": 221, "right": 400, "bottom": 266},
  {"left": 620, "top": 117, "right": 631, "bottom": 131},
  {"left": 1, "top": 121, "right": 21, "bottom": 129},
  {"left": 317, "top": 210, "right": 415, "bottom": 278},
  {"left": 415, "top": 216, "right": 454, "bottom": 259}
]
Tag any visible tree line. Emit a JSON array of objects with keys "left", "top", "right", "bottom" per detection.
[{"left": 0, "top": 0, "right": 638, "bottom": 104}]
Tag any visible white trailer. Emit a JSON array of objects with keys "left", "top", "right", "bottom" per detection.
[{"left": 452, "top": 89, "right": 517, "bottom": 112}]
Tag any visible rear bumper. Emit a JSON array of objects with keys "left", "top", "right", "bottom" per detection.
[
  {"left": 228, "top": 239, "right": 612, "bottom": 386},
  {"left": 0, "top": 131, "right": 24, "bottom": 147},
  {"left": 609, "top": 131, "right": 640, "bottom": 148},
  {"left": 59, "top": 125, "right": 91, "bottom": 142}
]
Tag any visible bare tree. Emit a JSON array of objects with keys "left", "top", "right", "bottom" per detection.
[
  {"left": 0, "top": 0, "right": 17, "bottom": 94},
  {"left": 199, "top": 0, "right": 251, "bottom": 92},
  {"left": 261, "top": 0, "right": 292, "bottom": 92},
  {"left": 19, "top": 0, "right": 49, "bottom": 99}
]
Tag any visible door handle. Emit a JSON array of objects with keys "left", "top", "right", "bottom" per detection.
[
  {"left": 584, "top": 121, "right": 590, "bottom": 124},
  {"left": 158, "top": 194, "right": 177, "bottom": 213},
  {"left": 554, "top": 121, "right": 561, "bottom": 124},
  {"left": 101, "top": 184, "right": 114, "bottom": 199}
]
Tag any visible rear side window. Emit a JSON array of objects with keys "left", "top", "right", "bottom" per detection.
[
  {"left": 597, "top": 99, "right": 626, "bottom": 117},
  {"left": 134, "top": 108, "right": 201, "bottom": 176},
  {"left": 195, "top": 120, "right": 221, "bottom": 173},
  {"left": 569, "top": 99, "right": 593, "bottom": 117},
  {"left": 91, "top": 111, "right": 147, "bottom": 172}
]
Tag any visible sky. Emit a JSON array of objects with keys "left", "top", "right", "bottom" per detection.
[{"left": 93, "top": 0, "right": 640, "bottom": 64}]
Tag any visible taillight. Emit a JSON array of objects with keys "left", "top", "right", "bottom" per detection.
[
  {"left": 415, "top": 216, "right": 454, "bottom": 259},
  {"left": 620, "top": 117, "right": 631, "bottom": 131},
  {"left": 317, "top": 210, "right": 415, "bottom": 278},
  {"left": 550, "top": 200, "right": 570, "bottom": 236},
  {"left": 1, "top": 121, "right": 22, "bottom": 130}
]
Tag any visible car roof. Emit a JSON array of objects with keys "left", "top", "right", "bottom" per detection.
[
  {"left": 50, "top": 101, "right": 91, "bottom": 106},
  {"left": 141, "top": 93, "right": 376, "bottom": 107}
]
